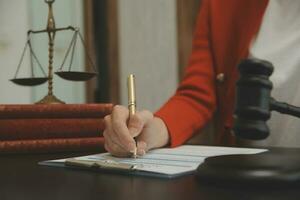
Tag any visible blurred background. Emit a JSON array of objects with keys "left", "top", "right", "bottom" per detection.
[{"left": 0, "top": 0, "right": 200, "bottom": 112}]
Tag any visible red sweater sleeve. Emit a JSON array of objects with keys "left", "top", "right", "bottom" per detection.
[{"left": 155, "top": 0, "right": 216, "bottom": 147}]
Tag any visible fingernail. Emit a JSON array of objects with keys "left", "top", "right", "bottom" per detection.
[
  {"left": 129, "top": 149, "right": 136, "bottom": 154},
  {"left": 137, "top": 149, "right": 145, "bottom": 156},
  {"left": 129, "top": 143, "right": 136, "bottom": 152},
  {"left": 129, "top": 131, "right": 139, "bottom": 138},
  {"left": 129, "top": 145, "right": 137, "bottom": 154}
]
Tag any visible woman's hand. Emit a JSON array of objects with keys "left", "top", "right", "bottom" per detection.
[{"left": 103, "top": 105, "right": 169, "bottom": 157}]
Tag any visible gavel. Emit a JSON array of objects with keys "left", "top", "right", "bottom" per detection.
[
  {"left": 196, "top": 58, "right": 300, "bottom": 185},
  {"left": 233, "top": 58, "right": 300, "bottom": 140}
]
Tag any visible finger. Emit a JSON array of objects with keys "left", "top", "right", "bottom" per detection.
[
  {"left": 128, "top": 110, "right": 153, "bottom": 137},
  {"left": 104, "top": 141, "right": 130, "bottom": 157},
  {"left": 104, "top": 132, "right": 131, "bottom": 157},
  {"left": 103, "top": 116, "right": 132, "bottom": 156},
  {"left": 111, "top": 105, "right": 136, "bottom": 152},
  {"left": 103, "top": 115, "right": 125, "bottom": 149},
  {"left": 136, "top": 140, "right": 147, "bottom": 156},
  {"left": 103, "top": 115, "right": 126, "bottom": 150}
]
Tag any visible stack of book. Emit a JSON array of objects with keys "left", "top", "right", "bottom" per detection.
[{"left": 0, "top": 104, "right": 112, "bottom": 153}]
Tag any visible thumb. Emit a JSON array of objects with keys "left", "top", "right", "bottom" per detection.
[{"left": 128, "top": 110, "right": 153, "bottom": 137}]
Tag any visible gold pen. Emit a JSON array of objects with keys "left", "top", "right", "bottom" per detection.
[{"left": 127, "top": 74, "right": 137, "bottom": 158}]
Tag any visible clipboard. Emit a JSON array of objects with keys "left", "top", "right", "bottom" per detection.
[
  {"left": 39, "top": 145, "right": 267, "bottom": 179},
  {"left": 39, "top": 158, "right": 194, "bottom": 179}
]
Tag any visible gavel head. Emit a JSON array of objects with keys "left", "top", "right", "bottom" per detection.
[{"left": 233, "top": 58, "right": 274, "bottom": 140}]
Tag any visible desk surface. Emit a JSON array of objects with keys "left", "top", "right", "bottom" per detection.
[{"left": 1, "top": 148, "right": 300, "bottom": 200}]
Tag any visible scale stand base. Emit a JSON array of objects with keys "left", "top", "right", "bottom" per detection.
[
  {"left": 36, "top": 94, "right": 65, "bottom": 104},
  {"left": 196, "top": 152, "right": 300, "bottom": 187}
]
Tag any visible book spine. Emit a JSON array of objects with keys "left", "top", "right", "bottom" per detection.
[
  {"left": 0, "top": 104, "right": 113, "bottom": 119},
  {"left": 0, "top": 137, "right": 105, "bottom": 154},
  {"left": 0, "top": 119, "right": 105, "bottom": 140}
]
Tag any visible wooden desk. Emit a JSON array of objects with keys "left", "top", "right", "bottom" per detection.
[{"left": 1, "top": 149, "right": 300, "bottom": 200}]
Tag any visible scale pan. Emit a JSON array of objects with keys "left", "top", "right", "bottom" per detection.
[
  {"left": 55, "top": 71, "right": 97, "bottom": 81},
  {"left": 10, "top": 77, "right": 48, "bottom": 86}
]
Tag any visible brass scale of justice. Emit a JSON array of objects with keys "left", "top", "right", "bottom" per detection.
[{"left": 11, "top": 0, "right": 97, "bottom": 104}]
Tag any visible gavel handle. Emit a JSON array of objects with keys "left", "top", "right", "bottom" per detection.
[{"left": 270, "top": 98, "right": 300, "bottom": 118}]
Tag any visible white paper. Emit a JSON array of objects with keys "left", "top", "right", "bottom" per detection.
[{"left": 46, "top": 145, "right": 267, "bottom": 176}]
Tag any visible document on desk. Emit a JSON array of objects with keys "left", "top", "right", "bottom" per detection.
[{"left": 40, "top": 145, "right": 267, "bottom": 178}]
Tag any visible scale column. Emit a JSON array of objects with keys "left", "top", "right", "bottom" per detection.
[{"left": 37, "top": 0, "right": 64, "bottom": 104}]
